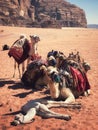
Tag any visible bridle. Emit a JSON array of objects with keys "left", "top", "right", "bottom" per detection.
[{"left": 48, "top": 70, "right": 61, "bottom": 83}]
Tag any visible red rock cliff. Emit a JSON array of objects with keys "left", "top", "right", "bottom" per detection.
[{"left": 0, "top": 0, "right": 87, "bottom": 28}]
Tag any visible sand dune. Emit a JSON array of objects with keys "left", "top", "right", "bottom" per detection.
[{"left": 0, "top": 26, "right": 98, "bottom": 130}]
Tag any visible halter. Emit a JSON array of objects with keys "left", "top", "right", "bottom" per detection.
[{"left": 49, "top": 72, "right": 60, "bottom": 83}]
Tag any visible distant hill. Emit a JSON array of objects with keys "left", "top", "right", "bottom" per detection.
[{"left": 87, "top": 24, "right": 98, "bottom": 29}]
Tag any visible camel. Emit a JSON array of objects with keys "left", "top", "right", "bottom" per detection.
[
  {"left": 11, "top": 98, "right": 81, "bottom": 125},
  {"left": 8, "top": 34, "right": 28, "bottom": 78},
  {"left": 41, "top": 65, "right": 91, "bottom": 103},
  {"left": 21, "top": 59, "right": 48, "bottom": 89},
  {"left": 8, "top": 34, "right": 41, "bottom": 78}
]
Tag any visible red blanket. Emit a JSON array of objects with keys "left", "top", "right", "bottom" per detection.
[
  {"left": 8, "top": 40, "right": 30, "bottom": 64},
  {"left": 8, "top": 40, "right": 41, "bottom": 64},
  {"left": 70, "top": 66, "right": 90, "bottom": 92}
]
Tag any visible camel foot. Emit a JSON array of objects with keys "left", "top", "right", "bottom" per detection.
[
  {"left": 11, "top": 120, "right": 21, "bottom": 126},
  {"left": 84, "top": 89, "right": 91, "bottom": 96},
  {"left": 63, "top": 115, "right": 71, "bottom": 121},
  {"left": 87, "top": 89, "right": 91, "bottom": 95}
]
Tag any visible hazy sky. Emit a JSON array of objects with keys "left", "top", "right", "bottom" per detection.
[{"left": 68, "top": 0, "right": 98, "bottom": 24}]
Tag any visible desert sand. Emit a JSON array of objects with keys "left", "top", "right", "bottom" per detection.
[{"left": 0, "top": 26, "right": 98, "bottom": 130}]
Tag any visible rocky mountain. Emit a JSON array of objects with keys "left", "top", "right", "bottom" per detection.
[{"left": 0, "top": 0, "right": 87, "bottom": 28}]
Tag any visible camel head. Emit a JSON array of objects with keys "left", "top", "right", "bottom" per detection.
[
  {"left": 82, "top": 62, "right": 91, "bottom": 72},
  {"left": 47, "top": 50, "right": 59, "bottom": 59},
  {"left": 40, "top": 65, "right": 61, "bottom": 99},
  {"left": 47, "top": 56, "right": 57, "bottom": 67},
  {"left": 30, "top": 35, "right": 40, "bottom": 43},
  {"left": 47, "top": 66, "right": 60, "bottom": 82},
  {"left": 46, "top": 66, "right": 61, "bottom": 99}
]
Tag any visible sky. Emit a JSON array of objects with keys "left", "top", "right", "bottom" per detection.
[{"left": 67, "top": 0, "right": 98, "bottom": 24}]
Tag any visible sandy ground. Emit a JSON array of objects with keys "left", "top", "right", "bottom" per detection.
[{"left": 0, "top": 26, "right": 98, "bottom": 130}]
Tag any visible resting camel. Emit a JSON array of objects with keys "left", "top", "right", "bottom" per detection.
[
  {"left": 21, "top": 59, "right": 48, "bottom": 89},
  {"left": 11, "top": 97, "right": 81, "bottom": 125},
  {"left": 41, "top": 64, "right": 91, "bottom": 104}
]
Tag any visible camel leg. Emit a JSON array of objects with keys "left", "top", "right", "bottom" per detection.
[
  {"left": 18, "top": 64, "right": 21, "bottom": 79},
  {"left": 46, "top": 100, "right": 81, "bottom": 109},
  {"left": 61, "top": 88, "right": 76, "bottom": 104},
  {"left": 37, "top": 103, "right": 71, "bottom": 121},
  {"left": 27, "top": 57, "right": 31, "bottom": 68},
  {"left": 87, "top": 89, "right": 91, "bottom": 95},
  {"left": 13, "top": 61, "right": 17, "bottom": 78},
  {"left": 22, "top": 62, "right": 25, "bottom": 75}
]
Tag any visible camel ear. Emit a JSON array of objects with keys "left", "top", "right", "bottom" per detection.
[
  {"left": 40, "top": 65, "right": 47, "bottom": 71},
  {"left": 83, "top": 62, "right": 91, "bottom": 71}
]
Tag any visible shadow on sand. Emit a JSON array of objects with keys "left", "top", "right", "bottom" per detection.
[{"left": 0, "top": 78, "right": 15, "bottom": 88}]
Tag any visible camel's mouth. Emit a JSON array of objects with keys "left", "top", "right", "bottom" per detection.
[{"left": 83, "top": 62, "right": 91, "bottom": 72}]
